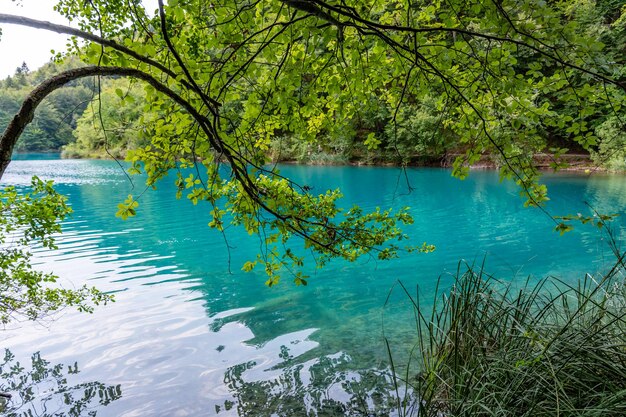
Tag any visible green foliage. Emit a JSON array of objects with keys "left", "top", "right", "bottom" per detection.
[
  {"left": 63, "top": 79, "right": 149, "bottom": 159},
  {"left": 55, "top": 0, "right": 624, "bottom": 280},
  {"left": 267, "top": 95, "right": 454, "bottom": 165},
  {"left": 115, "top": 194, "right": 139, "bottom": 220},
  {"left": 0, "top": 177, "right": 112, "bottom": 324},
  {"left": 160, "top": 169, "right": 431, "bottom": 286},
  {"left": 592, "top": 116, "right": 626, "bottom": 170},
  {"left": 382, "top": 100, "right": 452, "bottom": 163},
  {"left": 555, "top": 211, "right": 619, "bottom": 234}
]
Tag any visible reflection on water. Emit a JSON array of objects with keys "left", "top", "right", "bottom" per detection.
[
  {"left": 0, "top": 349, "right": 122, "bottom": 416},
  {"left": 1, "top": 157, "right": 625, "bottom": 416},
  {"left": 219, "top": 350, "right": 408, "bottom": 416}
]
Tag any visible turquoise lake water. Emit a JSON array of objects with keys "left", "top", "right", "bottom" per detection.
[{"left": 2, "top": 156, "right": 625, "bottom": 416}]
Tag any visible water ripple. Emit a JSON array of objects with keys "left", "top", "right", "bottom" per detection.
[{"left": 2, "top": 159, "right": 624, "bottom": 416}]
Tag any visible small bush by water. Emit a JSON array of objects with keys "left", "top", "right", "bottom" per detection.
[{"left": 393, "top": 259, "right": 626, "bottom": 417}]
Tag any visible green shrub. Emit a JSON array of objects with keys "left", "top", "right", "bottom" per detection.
[
  {"left": 63, "top": 79, "right": 149, "bottom": 159},
  {"left": 592, "top": 116, "right": 626, "bottom": 171},
  {"left": 383, "top": 102, "right": 450, "bottom": 163}
]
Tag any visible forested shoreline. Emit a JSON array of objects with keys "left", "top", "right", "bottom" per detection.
[
  {"left": 0, "top": 58, "right": 94, "bottom": 153},
  {"left": 1, "top": 0, "right": 624, "bottom": 170}
]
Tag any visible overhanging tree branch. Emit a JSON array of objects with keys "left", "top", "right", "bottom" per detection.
[
  {"left": 0, "top": 65, "right": 221, "bottom": 179},
  {"left": 2, "top": 1, "right": 618, "bottom": 281},
  {"left": 0, "top": 65, "right": 376, "bottom": 260}
]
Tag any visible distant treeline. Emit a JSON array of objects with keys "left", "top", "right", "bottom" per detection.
[
  {"left": 1, "top": 0, "right": 625, "bottom": 169},
  {"left": 0, "top": 57, "right": 150, "bottom": 159},
  {"left": 0, "top": 58, "right": 95, "bottom": 152}
]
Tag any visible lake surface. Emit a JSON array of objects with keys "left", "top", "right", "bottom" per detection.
[{"left": 2, "top": 157, "right": 625, "bottom": 416}]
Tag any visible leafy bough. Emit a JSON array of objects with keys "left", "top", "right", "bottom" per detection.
[
  {"left": 0, "top": 9, "right": 434, "bottom": 285},
  {"left": 0, "top": 177, "right": 112, "bottom": 324},
  {"left": 3, "top": 0, "right": 625, "bottom": 284}
]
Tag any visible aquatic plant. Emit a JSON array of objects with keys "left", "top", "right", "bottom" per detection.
[{"left": 393, "top": 258, "right": 626, "bottom": 417}]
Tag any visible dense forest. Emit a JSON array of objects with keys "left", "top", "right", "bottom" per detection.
[
  {"left": 0, "top": 58, "right": 95, "bottom": 152},
  {"left": 1, "top": 0, "right": 625, "bottom": 169}
]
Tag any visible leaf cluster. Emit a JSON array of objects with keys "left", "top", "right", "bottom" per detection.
[{"left": 0, "top": 177, "right": 113, "bottom": 324}]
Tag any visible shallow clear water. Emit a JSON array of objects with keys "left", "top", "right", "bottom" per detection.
[{"left": 1, "top": 157, "right": 625, "bottom": 416}]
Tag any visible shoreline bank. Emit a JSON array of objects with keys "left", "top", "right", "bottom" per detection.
[{"left": 15, "top": 151, "right": 619, "bottom": 174}]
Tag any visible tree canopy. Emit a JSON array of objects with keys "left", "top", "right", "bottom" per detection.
[{"left": 1, "top": 0, "right": 625, "bottom": 284}]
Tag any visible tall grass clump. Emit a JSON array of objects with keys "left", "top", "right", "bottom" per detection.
[{"left": 396, "top": 258, "right": 626, "bottom": 417}]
